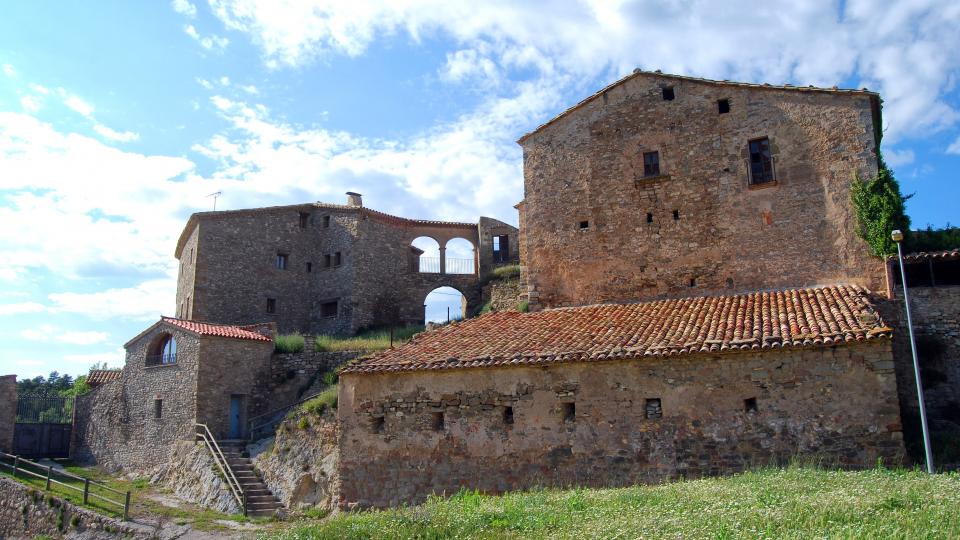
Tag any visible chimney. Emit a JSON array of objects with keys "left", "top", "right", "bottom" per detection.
[{"left": 346, "top": 192, "right": 363, "bottom": 207}]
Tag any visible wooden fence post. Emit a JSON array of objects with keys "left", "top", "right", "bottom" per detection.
[
  {"left": 46, "top": 465, "right": 52, "bottom": 490},
  {"left": 123, "top": 491, "right": 131, "bottom": 521},
  {"left": 83, "top": 478, "right": 90, "bottom": 504},
  {"left": 12, "top": 456, "right": 18, "bottom": 478}
]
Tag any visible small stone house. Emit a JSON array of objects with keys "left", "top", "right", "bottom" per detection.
[
  {"left": 73, "top": 317, "right": 274, "bottom": 471},
  {"left": 338, "top": 284, "right": 905, "bottom": 508}
]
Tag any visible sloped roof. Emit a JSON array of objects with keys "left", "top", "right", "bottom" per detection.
[
  {"left": 342, "top": 285, "right": 891, "bottom": 375},
  {"left": 86, "top": 369, "right": 121, "bottom": 386},
  {"left": 896, "top": 249, "right": 960, "bottom": 263},
  {"left": 160, "top": 317, "right": 273, "bottom": 342}
]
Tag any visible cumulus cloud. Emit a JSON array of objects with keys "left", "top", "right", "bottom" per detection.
[
  {"left": 184, "top": 24, "right": 230, "bottom": 51},
  {"left": 62, "top": 94, "right": 95, "bottom": 119},
  {"left": 1, "top": 63, "right": 15, "bottom": 77},
  {"left": 947, "top": 135, "right": 960, "bottom": 155},
  {"left": 93, "top": 124, "right": 140, "bottom": 143},
  {"left": 883, "top": 147, "right": 916, "bottom": 167},
  {"left": 48, "top": 279, "right": 174, "bottom": 321},
  {"left": 0, "top": 302, "right": 46, "bottom": 316},
  {"left": 19, "top": 95, "right": 42, "bottom": 113},
  {"left": 171, "top": 0, "right": 197, "bottom": 18}
]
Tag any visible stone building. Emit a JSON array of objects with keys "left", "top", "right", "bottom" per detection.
[
  {"left": 516, "top": 71, "right": 885, "bottom": 310},
  {"left": 0, "top": 374, "right": 15, "bottom": 453},
  {"left": 338, "top": 285, "right": 904, "bottom": 508},
  {"left": 174, "top": 193, "right": 519, "bottom": 335},
  {"left": 73, "top": 318, "right": 274, "bottom": 471}
]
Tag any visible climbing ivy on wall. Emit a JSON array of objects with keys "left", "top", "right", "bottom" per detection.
[{"left": 851, "top": 154, "right": 911, "bottom": 257}]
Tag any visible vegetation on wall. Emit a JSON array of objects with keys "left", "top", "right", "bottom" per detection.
[
  {"left": 906, "top": 225, "right": 960, "bottom": 253},
  {"left": 274, "top": 333, "right": 306, "bottom": 354},
  {"left": 851, "top": 156, "right": 911, "bottom": 257},
  {"left": 314, "top": 325, "right": 423, "bottom": 352},
  {"left": 16, "top": 369, "right": 95, "bottom": 398}
]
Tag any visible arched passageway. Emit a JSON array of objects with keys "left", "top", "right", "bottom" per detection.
[{"left": 424, "top": 286, "right": 467, "bottom": 324}]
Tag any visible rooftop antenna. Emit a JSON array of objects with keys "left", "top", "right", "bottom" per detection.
[{"left": 207, "top": 191, "right": 222, "bottom": 211}]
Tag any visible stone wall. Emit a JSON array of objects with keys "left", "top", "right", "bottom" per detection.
[
  {"left": 338, "top": 340, "right": 904, "bottom": 508},
  {"left": 196, "top": 336, "right": 274, "bottom": 440},
  {"left": 151, "top": 440, "right": 241, "bottom": 513},
  {"left": 519, "top": 73, "right": 885, "bottom": 310},
  {"left": 251, "top": 408, "right": 339, "bottom": 512},
  {"left": 0, "top": 477, "right": 147, "bottom": 539},
  {"left": 72, "top": 381, "right": 125, "bottom": 471},
  {"left": 481, "top": 276, "right": 521, "bottom": 313},
  {"left": 0, "top": 374, "right": 15, "bottom": 453},
  {"left": 477, "top": 216, "right": 520, "bottom": 272},
  {"left": 256, "top": 350, "right": 367, "bottom": 414}
]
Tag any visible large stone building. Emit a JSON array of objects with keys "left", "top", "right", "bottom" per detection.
[
  {"left": 174, "top": 193, "right": 518, "bottom": 335},
  {"left": 516, "top": 71, "right": 884, "bottom": 310}
]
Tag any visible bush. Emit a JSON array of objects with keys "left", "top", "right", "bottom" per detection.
[
  {"left": 481, "top": 263, "right": 521, "bottom": 285},
  {"left": 851, "top": 157, "right": 910, "bottom": 257},
  {"left": 321, "top": 370, "right": 338, "bottom": 386},
  {"left": 274, "top": 333, "right": 305, "bottom": 354},
  {"left": 301, "top": 385, "right": 338, "bottom": 415},
  {"left": 517, "top": 300, "right": 530, "bottom": 313},
  {"left": 314, "top": 325, "right": 424, "bottom": 352}
]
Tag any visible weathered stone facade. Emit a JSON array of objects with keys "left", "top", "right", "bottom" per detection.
[
  {"left": 252, "top": 349, "right": 366, "bottom": 421},
  {"left": 517, "top": 72, "right": 884, "bottom": 309},
  {"left": 339, "top": 340, "right": 904, "bottom": 508},
  {"left": 174, "top": 194, "right": 518, "bottom": 335},
  {"left": 481, "top": 275, "right": 522, "bottom": 313},
  {"left": 0, "top": 374, "right": 15, "bottom": 453}
]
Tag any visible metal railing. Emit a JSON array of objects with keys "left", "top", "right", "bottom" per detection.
[
  {"left": 247, "top": 390, "right": 324, "bottom": 442},
  {"left": 195, "top": 423, "right": 246, "bottom": 515},
  {"left": 0, "top": 451, "right": 131, "bottom": 520},
  {"left": 145, "top": 353, "right": 177, "bottom": 366},
  {"left": 16, "top": 395, "right": 74, "bottom": 424},
  {"left": 445, "top": 257, "right": 475, "bottom": 275},
  {"left": 417, "top": 256, "right": 475, "bottom": 274},
  {"left": 417, "top": 256, "right": 440, "bottom": 273}
]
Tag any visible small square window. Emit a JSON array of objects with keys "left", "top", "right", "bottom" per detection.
[
  {"left": 503, "top": 406, "right": 514, "bottom": 425},
  {"left": 322, "top": 215, "right": 331, "bottom": 228},
  {"left": 689, "top": 278, "right": 697, "bottom": 287},
  {"left": 334, "top": 252, "right": 342, "bottom": 266},
  {"left": 718, "top": 99, "right": 730, "bottom": 114},
  {"left": 645, "top": 398, "right": 662, "bottom": 419},
  {"left": 744, "top": 397, "right": 758, "bottom": 413},
  {"left": 154, "top": 398, "right": 163, "bottom": 419},
  {"left": 646, "top": 212, "right": 654, "bottom": 223},
  {"left": 371, "top": 415, "right": 385, "bottom": 434},
  {"left": 299, "top": 212, "right": 309, "bottom": 229},
  {"left": 578, "top": 220, "right": 589, "bottom": 230},
  {"left": 276, "top": 253, "right": 288, "bottom": 270},
  {"left": 643, "top": 151, "right": 660, "bottom": 177},
  {"left": 431, "top": 412, "right": 445, "bottom": 431},
  {"left": 320, "top": 301, "right": 338, "bottom": 318},
  {"left": 266, "top": 298, "right": 276, "bottom": 314},
  {"left": 324, "top": 254, "right": 332, "bottom": 268},
  {"left": 662, "top": 87, "right": 675, "bottom": 101},
  {"left": 561, "top": 402, "right": 575, "bottom": 423},
  {"left": 672, "top": 209, "right": 680, "bottom": 220},
  {"left": 306, "top": 262, "right": 312, "bottom": 273}
]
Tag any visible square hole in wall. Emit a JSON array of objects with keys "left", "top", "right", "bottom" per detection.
[
  {"left": 503, "top": 406, "right": 514, "bottom": 425},
  {"left": 689, "top": 278, "right": 697, "bottom": 287},
  {"left": 718, "top": 98, "right": 730, "bottom": 114},
  {"left": 744, "top": 397, "right": 758, "bottom": 413},
  {"left": 645, "top": 398, "right": 662, "bottom": 419},
  {"left": 673, "top": 209, "right": 680, "bottom": 220},
  {"left": 561, "top": 402, "right": 576, "bottom": 423},
  {"left": 662, "top": 87, "right": 675, "bottom": 101},
  {"left": 646, "top": 212, "right": 654, "bottom": 223},
  {"left": 371, "top": 415, "right": 385, "bottom": 434},
  {"left": 579, "top": 220, "right": 590, "bottom": 230},
  {"left": 432, "top": 411, "right": 445, "bottom": 431}
]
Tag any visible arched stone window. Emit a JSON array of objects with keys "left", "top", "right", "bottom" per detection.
[{"left": 146, "top": 333, "right": 177, "bottom": 366}]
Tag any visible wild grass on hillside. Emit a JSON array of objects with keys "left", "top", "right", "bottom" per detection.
[
  {"left": 314, "top": 325, "right": 423, "bottom": 352},
  {"left": 264, "top": 466, "right": 960, "bottom": 540},
  {"left": 274, "top": 333, "right": 305, "bottom": 354}
]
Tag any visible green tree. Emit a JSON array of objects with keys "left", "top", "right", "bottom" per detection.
[{"left": 851, "top": 156, "right": 911, "bottom": 257}]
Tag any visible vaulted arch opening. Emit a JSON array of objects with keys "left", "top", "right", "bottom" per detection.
[
  {"left": 411, "top": 236, "right": 441, "bottom": 273},
  {"left": 444, "top": 237, "right": 476, "bottom": 275},
  {"left": 424, "top": 286, "right": 467, "bottom": 324}
]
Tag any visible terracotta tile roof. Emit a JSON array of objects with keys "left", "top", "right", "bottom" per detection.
[
  {"left": 895, "top": 249, "right": 960, "bottom": 263},
  {"left": 342, "top": 285, "right": 891, "bottom": 375},
  {"left": 160, "top": 317, "right": 273, "bottom": 342},
  {"left": 518, "top": 70, "right": 879, "bottom": 143},
  {"left": 86, "top": 369, "right": 121, "bottom": 386}
]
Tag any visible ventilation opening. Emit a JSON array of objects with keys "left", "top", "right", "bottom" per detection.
[
  {"left": 662, "top": 87, "right": 675, "bottom": 101},
  {"left": 503, "top": 406, "right": 514, "bottom": 425},
  {"left": 579, "top": 220, "right": 590, "bottom": 230},
  {"left": 371, "top": 415, "right": 385, "bottom": 434},
  {"left": 154, "top": 399, "right": 163, "bottom": 419},
  {"left": 646, "top": 212, "right": 653, "bottom": 223},
  {"left": 718, "top": 98, "right": 730, "bottom": 114},
  {"left": 306, "top": 262, "right": 312, "bottom": 273},
  {"left": 645, "top": 398, "right": 662, "bottom": 419},
  {"left": 561, "top": 402, "right": 576, "bottom": 423},
  {"left": 672, "top": 209, "right": 680, "bottom": 220},
  {"left": 266, "top": 298, "right": 276, "bottom": 314},
  {"left": 744, "top": 397, "right": 758, "bottom": 413},
  {"left": 322, "top": 215, "right": 331, "bottom": 228},
  {"left": 689, "top": 278, "right": 696, "bottom": 287},
  {"left": 299, "top": 212, "right": 309, "bottom": 229},
  {"left": 432, "top": 412, "right": 445, "bottom": 431}
]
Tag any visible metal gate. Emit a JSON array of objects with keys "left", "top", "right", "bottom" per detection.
[{"left": 13, "top": 396, "right": 73, "bottom": 459}]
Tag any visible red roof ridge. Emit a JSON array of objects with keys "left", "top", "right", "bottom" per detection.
[
  {"left": 342, "top": 284, "right": 890, "bottom": 375},
  {"left": 159, "top": 316, "right": 273, "bottom": 342}
]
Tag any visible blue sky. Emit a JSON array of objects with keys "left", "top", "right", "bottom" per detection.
[{"left": 1, "top": 0, "right": 958, "bottom": 380}]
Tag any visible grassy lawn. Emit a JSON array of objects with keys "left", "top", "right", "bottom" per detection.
[
  {"left": 265, "top": 466, "right": 960, "bottom": 539},
  {"left": 314, "top": 325, "right": 423, "bottom": 352}
]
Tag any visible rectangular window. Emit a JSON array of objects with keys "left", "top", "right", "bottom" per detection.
[
  {"left": 744, "top": 397, "right": 758, "bottom": 413},
  {"left": 503, "top": 406, "right": 514, "bottom": 425},
  {"left": 578, "top": 220, "right": 589, "bottom": 230},
  {"left": 371, "top": 415, "right": 385, "bottom": 434},
  {"left": 154, "top": 399, "right": 163, "bottom": 419},
  {"left": 266, "top": 298, "right": 276, "bottom": 314},
  {"left": 324, "top": 254, "right": 332, "bottom": 268},
  {"left": 306, "top": 262, "right": 312, "bottom": 273},
  {"left": 492, "top": 234, "right": 510, "bottom": 263},
  {"left": 748, "top": 137, "right": 775, "bottom": 185},
  {"left": 662, "top": 87, "right": 675, "bottom": 101},
  {"left": 643, "top": 151, "right": 660, "bottom": 177},
  {"left": 431, "top": 412, "right": 445, "bottom": 431},
  {"left": 320, "top": 301, "right": 338, "bottom": 318},
  {"left": 645, "top": 398, "right": 662, "bottom": 419},
  {"left": 334, "top": 252, "right": 342, "bottom": 266},
  {"left": 562, "top": 402, "right": 575, "bottom": 423},
  {"left": 718, "top": 98, "right": 730, "bottom": 114},
  {"left": 276, "top": 253, "right": 288, "bottom": 270},
  {"left": 299, "top": 212, "right": 310, "bottom": 229},
  {"left": 322, "top": 215, "right": 331, "bottom": 228}
]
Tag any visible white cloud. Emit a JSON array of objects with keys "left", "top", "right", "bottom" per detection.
[
  {"left": 21, "top": 324, "right": 57, "bottom": 341},
  {"left": 220, "top": 76, "right": 230, "bottom": 86},
  {"left": 241, "top": 85, "right": 259, "bottom": 95},
  {"left": 20, "top": 95, "right": 42, "bottom": 113},
  {"left": 48, "top": 279, "right": 174, "bottom": 321},
  {"left": 62, "top": 349, "right": 125, "bottom": 367},
  {"left": 63, "top": 94, "right": 95, "bottom": 119},
  {"left": 0, "top": 302, "right": 46, "bottom": 316},
  {"left": 947, "top": 135, "right": 960, "bottom": 155},
  {"left": 1, "top": 63, "right": 15, "bottom": 77},
  {"left": 22, "top": 325, "right": 110, "bottom": 345},
  {"left": 196, "top": 77, "right": 214, "bottom": 90},
  {"left": 59, "top": 330, "right": 110, "bottom": 345},
  {"left": 184, "top": 24, "right": 230, "bottom": 51},
  {"left": 93, "top": 124, "right": 140, "bottom": 143},
  {"left": 171, "top": 0, "right": 197, "bottom": 18},
  {"left": 883, "top": 147, "right": 915, "bottom": 167},
  {"left": 29, "top": 83, "right": 50, "bottom": 95}
]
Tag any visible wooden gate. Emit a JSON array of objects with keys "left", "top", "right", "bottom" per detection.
[{"left": 13, "top": 396, "right": 73, "bottom": 459}]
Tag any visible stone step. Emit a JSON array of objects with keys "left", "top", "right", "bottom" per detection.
[{"left": 246, "top": 495, "right": 278, "bottom": 503}]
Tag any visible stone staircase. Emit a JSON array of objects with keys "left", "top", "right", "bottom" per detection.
[{"left": 219, "top": 441, "right": 283, "bottom": 518}]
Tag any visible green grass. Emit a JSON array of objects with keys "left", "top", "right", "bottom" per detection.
[
  {"left": 299, "top": 385, "right": 338, "bottom": 417},
  {"left": 263, "top": 466, "right": 960, "bottom": 539},
  {"left": 314, "top": 325, "right": 424, "bottom": 352},
  {"left": 275, "top": 333, "right": 306, "bottom": 354},
  {"left": 481, "top": 264, "right": 520, "bottom": 285}
]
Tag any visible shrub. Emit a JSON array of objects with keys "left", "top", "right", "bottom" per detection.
[
  {"left": 301, "top": 385, "right": 338, "bottom": 415},
  {"left": 274, "top": 333, "right": 305, "bottom": 354},
  {"left": 851, "top": 156, "right": 910, "bottom": 257},
  {"left": 517, "top": 300, "right": 530, "bottom": 313},
  {"left": 321, "top": 370, "right": 338, "bottom": 386},
  {"left": 298, "top": 417, "right": 310, "bottom": 430},
  {"left": 481, "top": 263, "right": 521, "bottom": 285}
]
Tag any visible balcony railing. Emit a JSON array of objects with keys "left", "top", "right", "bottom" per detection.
[
  {"left": 417, "top": 257, "right": 440, "bottom": 273},
  {"left": 146, "top": 353, "right": 177, "bottom": 366},
  {"left": 445, "top": 257, "right": 475, "bottom": 275}
]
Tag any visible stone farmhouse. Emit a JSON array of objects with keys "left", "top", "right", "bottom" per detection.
[{"left": 174, "top": 193, "right": 519, "bottom": 335}]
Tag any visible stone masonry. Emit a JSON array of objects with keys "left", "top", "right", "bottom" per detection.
[
  {"left": 174, "top": 194, "right": 518, "bottom": 335},
  {"left": 0, "top": 374, "right": 15, "bottom": 453},
  {"left": 517, "top": 71, "right": 885, "bottom": 309},
  {"left": 339, "top": 340, "right": 904, "bottom": 508}
]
